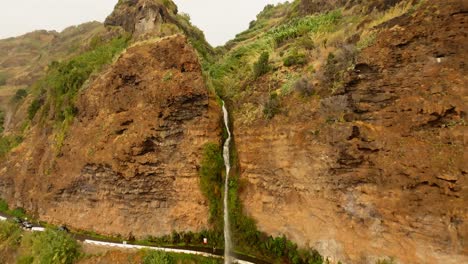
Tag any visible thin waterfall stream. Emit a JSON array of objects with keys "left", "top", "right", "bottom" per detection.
[{"left": 222, "top": 101, "right": 232, "bottom": 264}]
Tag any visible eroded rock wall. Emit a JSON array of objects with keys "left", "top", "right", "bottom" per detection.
[
  {"left": 0, "top": 35, "right": 221, "bottom": 237},
  {"left": 236, "top": 1, "right": 467, "bottom": 263}
]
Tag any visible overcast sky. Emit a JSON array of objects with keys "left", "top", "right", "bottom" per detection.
[{"left": 0, "top": 0, "right": 286, "bottom": 46}]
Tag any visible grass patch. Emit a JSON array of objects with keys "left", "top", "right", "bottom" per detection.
[
  {"left": 0, "top": 221, "right": 80, "bottom": 264},
  {"left": 268, "top": 10, "right": 342, "bottom": 46},
  {"left": 142, "top": 249, "right": 221, "bottom": 264},
  {"left": 0, "top": 198, "right": 28, "bottom": 219},
  {"left": 0, "top": 135, "right": 23, "bottom": 158}
]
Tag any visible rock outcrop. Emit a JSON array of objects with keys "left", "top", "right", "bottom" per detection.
[
  {"left": 105, "top": 0, "right": 178, "bottom": 38},
  {"left": 0, "top": 35, "right": 221, "bottom": 237},
  {"left": 235, "top": 1, "right": 467, "bottom": 263}
]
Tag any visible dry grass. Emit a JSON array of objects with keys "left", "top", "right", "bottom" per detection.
[{"left": 367, "top": 1, "right": 417, "bottom": 29}]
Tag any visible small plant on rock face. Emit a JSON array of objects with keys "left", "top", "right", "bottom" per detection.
[
  {"left": 253, "top": 51, "right": 270, "bottom": 79},
  {"left": 162, "top": 71, "right": 173, "bottom": 82},
  {"left": 263, "top": 93, "right": 281, "bottom": 119},
  {"left": 12, "top": 89, "right": 28, "bottom": 102}
]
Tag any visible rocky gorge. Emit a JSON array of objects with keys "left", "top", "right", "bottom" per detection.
[{"left": 0, "top": 0, "right": 466, "bottom": 263}]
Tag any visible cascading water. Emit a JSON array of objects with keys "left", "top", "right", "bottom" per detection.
[{"left": 222, "top": 101, "right": 232, "bottom": 264}]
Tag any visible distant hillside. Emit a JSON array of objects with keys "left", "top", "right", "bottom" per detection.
[{"left": 0, "top": 22, "right": 106, "bottom": 87}]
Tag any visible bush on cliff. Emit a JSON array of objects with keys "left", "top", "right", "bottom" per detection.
[
  {"left": 199, "top": 143, "right": 224, "bottom": 229},
  {"left": 253, "top": 51, "right": 270, "bottom": 79}
]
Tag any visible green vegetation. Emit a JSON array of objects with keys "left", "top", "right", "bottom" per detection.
[
  {"left": 253, "top": 52, "right": 271, "bottom": 79},
  {"left": 376, "top": 257, "right": 396, "bottom": 264},
  {"left": 0, "top": 72, "right": 7, "bottom": 86},
  {"left": 28, "top": 98, "right": 43, "bottom": 120},
  {"left": 25, "top": 33, "right": 130, "bottom": 154},
  {"left": 263, "top": 93, "right": 281, "bottom": 119},
  {"left": 31, "top": 34, "right": 129, "bottom": 122},
  {"left": 0, "top": 221, "right": 80, "bottom": 264},
  {"left": 268, "top": 10, "right": 342, "bottom": 46},
  {"left": 0, "top": 220, "right": 22, "bottom": 249},
  {"left": 283, "top": 50, "right": 307, "bottom": 67},
  {"left": 143, "top": 250, "right": 174, "bottom": 264},
  {"left": 142, "top": 249, "right": 221, "bottom": 264},
  {"left": 25, "top": 229, "right": 81, "bottom": 264},
  {"left": 0, "top": 198, "right": 28, "bottom": 218},
  {"left": 12, "top": 88, "right": 28, "bottom": 102},
  {"left": 199, "top": 143, "right": 224, "bottom": 230},
  {"left": 174, "top": 9, "right": 215, "bottom": 69},
  {"left": 0, "top": 135, "right": 23, "bottom": 158}
]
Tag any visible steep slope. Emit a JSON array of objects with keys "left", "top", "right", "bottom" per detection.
[
  {"left": 209, "top": 0, "right": 467, "bottom": 263},
  {"left": 0, "top": 35, "right": 221, "bottom": 237},
  {"left": 0, "top": 0, "right": 221, "bottom": 239}
]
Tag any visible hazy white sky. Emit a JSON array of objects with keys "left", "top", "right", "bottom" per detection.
[{"left": 0, "top": 0, "right": 286, "bottom": 46}]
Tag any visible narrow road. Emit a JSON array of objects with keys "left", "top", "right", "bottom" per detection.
[{"left": 0, "top": 211, "right": 267, "bottom": 264}]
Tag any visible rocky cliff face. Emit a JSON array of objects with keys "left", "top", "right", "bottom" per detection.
[
  {"left": 0, "top": 35, "right": 221, "bottom": 237},
  {"left": 235, "top": 1, "right": 467, "bottom": 263}
]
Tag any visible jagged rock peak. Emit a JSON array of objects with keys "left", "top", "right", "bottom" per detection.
[{"left": 105, "top": 0, "right": 179, "bottom": 38}]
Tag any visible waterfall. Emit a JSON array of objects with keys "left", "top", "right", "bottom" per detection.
[{"left": 222, "top": 101, "right": 232, "bottom": 264}]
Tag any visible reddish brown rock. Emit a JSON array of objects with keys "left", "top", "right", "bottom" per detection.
[
  {"left": 0, "top": 35, "right": 222, "bottom": 237},
  {"left": 236, "top": 1, "right": 467, "bottom": 263}
]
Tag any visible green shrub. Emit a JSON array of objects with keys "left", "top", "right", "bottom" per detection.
[
  {"left": 143, "top": 250, "right": 174, "bottom": 264},
  {"left": 0, "top": 199, "right": 8, "bottom": 212},
  {"left": 8, "top": 207, "right": 27, "bottom": 218},
  {"left": 263, "top": 93, "right": 280, "bottom": 119},
  {"left": 283, "top": 51, "right": 307, "bottom": 67},
  {"left": 13, "top": 89, "right": 28, "bottom": 102},
  {"left": 0, "top": 220, "right": 22, "bottom": 250},
  {"left": 27, "top": 98, "right": 43, "bottom": 120},
  {"left": 253, "top": 52, "right": 270, "bottom": 79},
  {"left": 0, "top": 199, "right": 29, "bottom": 219},
  {"left": 28, "top": 229, "right": 80, "bottom": 264},
  {"left": 0, "top": 135, "right": 23, "bottom": 157}
]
